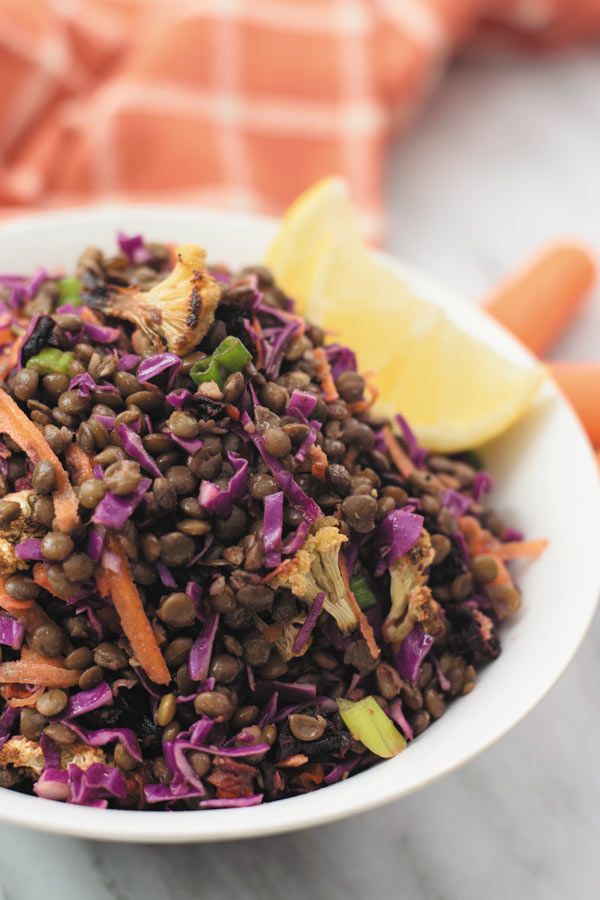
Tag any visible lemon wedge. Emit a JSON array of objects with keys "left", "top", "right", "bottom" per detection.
[
  {"left": 264, "top": 176, "right": 360, "bottom": 312},
  {"left": 266, "top": 179, "right": 545, "bottom": 453}
]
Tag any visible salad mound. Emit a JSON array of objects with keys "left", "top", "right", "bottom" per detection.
[{"left": 0, "top": 236, "right": 546, "bottom": 809}]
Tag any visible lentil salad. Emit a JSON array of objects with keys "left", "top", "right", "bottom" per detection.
[{"left": 0, "top": 234, "right": 546, "bottom": 809}]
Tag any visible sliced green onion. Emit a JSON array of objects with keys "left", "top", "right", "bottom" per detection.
[
  {"left": 337, "top": 696, "right": 407, "bottom": 758},
  {"left": 26, "top": 348, "right": 75, "bottom": 375},
  {"left": 189, "top": 357, "right": 225, "bottom": 389},
  {"left": 58, "top": 276, "right": 82, "bottom": 307},
  {"left": 350, "top": 572, "right": 376, "bottom": 610},
  {"left": 212, "top": 336, "right": 251, "bottom": 374}
]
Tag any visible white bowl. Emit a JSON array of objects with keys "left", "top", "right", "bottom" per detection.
[{"left": 0, "top": 205, "right": 598, "bottom": 843}]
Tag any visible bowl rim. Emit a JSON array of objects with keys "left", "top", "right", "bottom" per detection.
[{"left": 0, "top": 202, "right": 598, "bottom": 843}]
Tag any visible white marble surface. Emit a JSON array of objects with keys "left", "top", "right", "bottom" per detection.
[{"left": 1, "top": 47, "right": 600, "bottom": 900}]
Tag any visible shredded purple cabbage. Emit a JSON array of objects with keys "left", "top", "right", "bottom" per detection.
[
  {"left": 292, "top": 592, "right": 325, "bottom": 655},
  {"left": 92, "top": 477, "right": 151, "bottom": 528},
  {"left": 165, "top": 389, "right": 191, "bottom": 408},
  {"left": 442, "top": 488, "right": 471, "bottom": 517},
  {"left": 68, "top": 762, "right": 127, "bottom": 807},
  {"left": 324, "top": 343, "right": 357, "bottom": 380},
  {"left": 15, "top": 538, "right": 43, "bottom": 561},
  {"left": 137, "top": 352, "right": 182, "bottom": 388},
  {"left": 263, "top": 490, "right": 284, "bottom": 568},
  {"left": 0, "top": 613, "right": 25, "bottom": 650},
  {"left": 0, "top": 706, "right": 18, "bottom": 749},
  {"left": 253, "top": 680, "right": 316, "bottom": 704},
  {"left": 117, "top": 232, "right": 151, "bottom": 265},
  {"left": 83, "top": 322, "right": 121, "bottom": 344},
  {"left": 473, "top": 470, "right": 494, "bottom": 502},
  {"left": 198, "top": 451, "right": 248, "bottom": 518},
  {"left": 65, "top": 724, "right": 142, "bottom": 762},
  {"left": 63, "top": 681, "right": 113, "bottom": 719},
  {"left": 394, "top": 625, "right": 434, "bottom": 682},
  {"left": 188, "top": 611, "right": 219, "bottom": 682},
  {"left": 375, "top": 508, "right": 424, "bottom": 576},
  {"left": 116, "top": 423, "right": 162, "bottom": 477},
  {"left": 287, "top": 389, "right": 317, "bottom": 422},
  {"left": 387, "top": 698, "right": 413, "bottom": 741}
]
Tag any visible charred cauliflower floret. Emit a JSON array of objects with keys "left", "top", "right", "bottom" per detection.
[
  {"left": 0, "top": 490, "right": 47, "bottom": 577},
  {"left": 85, "top": 244, "right": 221, "bottom": 356},
  {"left": 270, "top": 525, "right": 359, "bottom": 632},
  {"left": 0, "top": 736, "right": 105, "bottom": 776},
  {"left": 382, "top": 530, "right": 444, "bottom": 644}
]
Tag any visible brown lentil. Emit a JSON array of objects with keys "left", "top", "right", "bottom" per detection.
[
  {"left": 78, "top": 665, "right": 105, "bottom": 691},
  {"left": 104, "top": 459, "right": 143, "bottom": 495},
  {"left": 20, "top": 709, "right": 47, "bottom": 742},
  {"left": 5, "top": 574, "right": 40, "bottom": 602},
  {"left": 43, "top": 723, "right": 77, "bottom": 746},
  {"left": 41, "top": 532, "right": 74, "bottom": 562},
  {"left": 158, "top": 592, "right": 196, "bottom": 628},
  {"left": 288, "top": 713, "right": 327, "bottom": 742},
  {"left": 77, "top": 478, "right": 106, "bottom": 509},
  {"left": 471, "top": 554, "right": 499, "bottom": 584},
  {"left": 36, "top": 689, "right": 68, "bottom": 717},
  {"left": 194, "top": 691, "right": 233, "bottom": 719},
  {"left": 156, "top": 693, "right": 177, "bottom": 727},
  {"left": 94, "top": 642, "right": 128, "bottom": 670},
  {"left": 31, "top": 623, "right": 65, "bottom": 658}
]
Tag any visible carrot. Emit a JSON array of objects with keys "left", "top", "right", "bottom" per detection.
[
  {"left": 65, "top": 443, "right": 94, "bottom": 486},
  {"left": 484, "top": 243, "right": 596, "bottom": 356},
  {"left": 458, "top": 516, "right": 512, "bottom": 587},
  {"left": 0, "top": 337, "right": 22, "bottom": 380},
  {"left": 97, "top": 534, "right": 170, "bottom": 685},
  {"left": 496, "top": 538, "right": 549, "bottom": 561},
  {"left": 382, "top": 424, "right": 414, "bottom": 479},
  {"left": 310, "top": 444, "right": 328, "bottom": 482},
  {"left": 346, "top": 371, "right": 379, "bottom": 414},
  {"left": 0, "top": 328, "right": 14, "bottom": 346},
  {"left": 252, "top": 315, "right": 264, "bottom": 369},
  {"left": 0, "top": 658, "right": 81, "bottom": 687},
  {"left": 548, "top": 362, "right": 600, "bottom": 446},
  {"left": 276, "top": 754, "right": 310, "bottom": 768},
  {"left": 79, "top": 306, "right": 103, "bottom": 327},
  {"left": 0, "top": 390, "right": 79, "bottom": 533},
  {"left": 312, "top": 347, "right": 339, "bottom": 402},
  {"left": 339, "top": 556, "right": 380, "bottom": 660},
  {"left": 3, "top": 686, "right": 44, "bottom": 707}
]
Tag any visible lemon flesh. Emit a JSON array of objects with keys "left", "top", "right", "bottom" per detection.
[{"left": 266, "top": 179, "right": 545, "bottom": 453}]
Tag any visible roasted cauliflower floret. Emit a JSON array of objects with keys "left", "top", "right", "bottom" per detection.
[
  {"left": 0, "top": 490, "right": 47, "bottom": 577},
  {"left": 382, "top": 530, "right": 444, "bottom": 644},
  {"left": 85, "top": 243, "right": 221, "bottom": 356},
  {"left": 0, "top": 736, "right": 105, "bottom": 776},
  {"left": 270, "top": 525, "right": 359, "bottom": 632}
]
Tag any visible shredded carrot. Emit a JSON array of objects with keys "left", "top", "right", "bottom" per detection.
[
  {"left": 0, "top": 390, "right": 79, "bottom": 533},
  {"left": 0, "top": 337, "right": 22, "bottom": 381},
  {"left": 347, "top": 372, "right": 379, "bottom": 414},
  {"left": 31, "top": 563, "right": 63, "bottom": 600},
  {"left": 97, "top": 533, "right": 170, "bottom": 685},
  {"left": 276, "top": 754, "right": 310, "bottom": 768},
  {"left": 0, "top": 657, "right": 81, "bottom": 687},
  {"left": 496, "top": 538, "right": 549, "bottom": 561},
  {"left": 3, "top": 686, "right": 44, "bottom": 707},
  {"left": 313, "top": 347, "right": 339, "bottom": 402},
  {"left": 225, "top": 404, "right": 240, "bottom": 421},
  {"left": 0, "top": 577, "right": 33, "bottom": 612},
  {"left": 382, "top": 424, "right": 414, "bottom": 479},
  {"left": 0, "top": 328, "right": 13, "bottom": 346},
  {"left": 65, "top": 443, "right": 94, "bottom": 486},
  {"left": 310, "top": 444, "right": 329, "bottom": 482},
  {"left": 262, "top": 557, "right": 294, "bottom": 584},
  {"left": 457, "top": 516, "right": 512, "bottom": 587},
  {"left": 339, "top": 556, "right": 380, "bottom": 659},
  {"left": 295, "top": 763, "right": 325, "bottom": 788},
  {"left": 252, "top": 315, "right": 265, "bottom": 369},
  {"left": 79, "top": 306, "right": 103, "bottom": 327}
]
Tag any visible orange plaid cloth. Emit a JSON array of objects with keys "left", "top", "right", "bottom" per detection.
[{"left": 0, "top": 0, "right": 599, "bottom": 236}]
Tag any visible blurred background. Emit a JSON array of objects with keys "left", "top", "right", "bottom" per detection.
[{"left": 1, "top": 2, "right": 600, "bottom": 899}]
